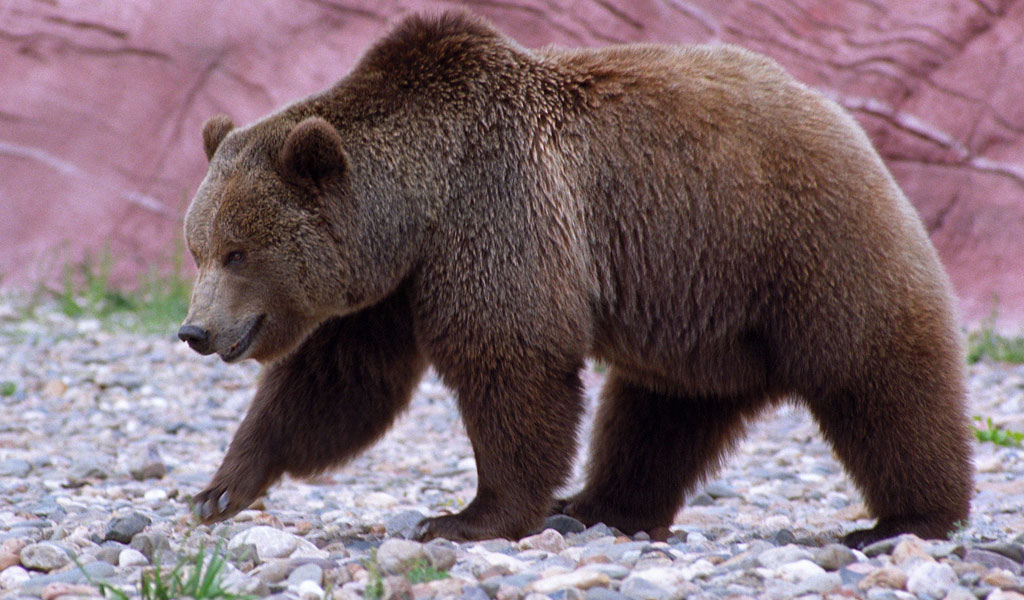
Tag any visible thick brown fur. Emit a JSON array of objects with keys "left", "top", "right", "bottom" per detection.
[{"left": 181, "top": 11, "right": 973, "bottom": 548}]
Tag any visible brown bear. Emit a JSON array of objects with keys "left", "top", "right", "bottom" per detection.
[{"left": 178, "top": 11, "right": 973, "bottom": 548}]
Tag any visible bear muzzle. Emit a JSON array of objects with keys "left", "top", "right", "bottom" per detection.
[{"left": 177, "top": 324, "right": 213, "bottom": 355}]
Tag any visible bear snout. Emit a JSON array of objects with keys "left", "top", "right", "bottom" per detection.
[{"left": 178, "top": 324, "right": 213, "bottom": 355}]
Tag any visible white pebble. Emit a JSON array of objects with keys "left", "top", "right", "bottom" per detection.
[
  {"left": 757, "top": 544, "right": 813, "bottom": 569},
  {"left": 680, "top": 559, "right": 715, "bottom": 580},
  {"left": 775, "top": 559, "right": 826, "bottom": 583},
  {"left": 143, "top": 489, "right": 168, "bottom": 502},
  {"left": 0, "top": 565, "right": 30, "bottom": 589},
  {"left": 358, "top": 492, "right": 398, "bottom": 509},
  {"left": 228, "top": 526, "right": 299, "bottom": 560},
  {"left": 906, "top": 561, "right": 957, "bottom": 597},
  {"left": 527, "top": 569, "right": 610, "bottom": 594},
  {"left": 685, "top": 532, "right": 708, "bottom": 544},
  {"left": 118, "top": 548, "right": 149, "bottom": 567},
  {"left": 296, "top": 579, "right": 325, "bottom": 600}
]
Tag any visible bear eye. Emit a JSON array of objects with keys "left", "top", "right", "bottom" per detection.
[{"left": 223, "top": 250, "right": 245, "bottom": 267}]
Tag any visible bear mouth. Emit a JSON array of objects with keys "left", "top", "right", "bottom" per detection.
[{"left": 220, "top": 314, "right": 265, "bottom": 363}]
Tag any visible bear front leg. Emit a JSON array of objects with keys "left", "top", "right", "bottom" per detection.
[
  {"left": 416, "top": 359, "right": 586, "bottom": 541},
  {"left": 194, "top": 292, "right": 426, "bottom": 523}
]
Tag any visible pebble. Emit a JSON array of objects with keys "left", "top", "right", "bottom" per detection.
[
  {"left": 519, "top": 529, "right": 568, "bottom": 553},
  {"left": 20, "top": 542, "right": 71, "bottom": 572},
  {"left": 858, "top": 566, "right": 908, "bottom": 591},
  {"left": 0, "top": 304, "right": 1023, "bottom": 598},
  {"left": 964, "top": 548, "right": 1024, "bottom": 574},
  {"left": 813, "top": 543, "right": 858, "bottom": 570},
  {"left": 117, "top": 548, "right": 148, "bottom": 567},
  {"left": 542, "top": 514, "right": 586, "bottom": 535},
  {"left": 527, "top": 569, "right": 610, "bottom": 594},
  {"left": 376, "top": 538, "right": 423, "bottom": 574},
  {"left": 286, "top": 563, "right": 323, "bottom": 587},
  {"left": 228, "top": 526, "right": 301, "bottom": 561},
  {"left": 128, "top": 446, "right": 167, "bottom": 481},
  {"left": 384, "top": 509, "right": 426, "bottom": 539},
  {"left": 104, "top": 512, "right": 151, "bottom": 544},
  {"left": 0, "top": 539, "right": 27, "bottom": 570},
  {"left": 906, "top": 560, "right": 957, "bottom": 597},
  {"left": 423, "top": 541, "right": 457, "bottom": 571},
  {"left": 1, "top": 565, "right": 31, "bottom": 588},
  {"left": 757, "top": 544, "right": 812, "bottom": 569},
  {"left": 40, "top": 582, "right": 100, "bottom": 600},
  {"left": 0, "top": 459, "right": 32, "bottom": 478}
]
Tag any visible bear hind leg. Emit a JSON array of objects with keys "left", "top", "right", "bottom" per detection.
[
  {"left": 807, "top": 364, "right": 973, "bottom": 549},
  {"left": 560, "top": 370, "right": 764, "bottom": 536}
]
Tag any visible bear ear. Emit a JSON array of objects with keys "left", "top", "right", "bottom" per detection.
[
  {"left": 202, "top": 115, "right": 235, "bottom": 161},
  {"left": 280, "top": 117, "right": 347, "bottom": 185}
]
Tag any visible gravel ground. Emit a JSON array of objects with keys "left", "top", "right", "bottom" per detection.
[{"left": 1, "top": 304, "right": 1023, "bottom": 600}]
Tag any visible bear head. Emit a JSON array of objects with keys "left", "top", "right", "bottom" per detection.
[{"left": 179, "top": 114, "right": 359, "bottom": 364}]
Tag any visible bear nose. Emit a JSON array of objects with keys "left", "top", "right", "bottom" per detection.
[{"left": 177, "top": 324, "right": 213, "bottom": 355}]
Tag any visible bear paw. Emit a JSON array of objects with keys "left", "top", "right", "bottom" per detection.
[
  {"left": 192, "top": 478, "right": 261, "bottom": 524},
  {"left": 415, "top": 512, "right": 533, "bottom": 542},
  {"left": 840, "top": 515, "right": 960, "bottom": 549}
]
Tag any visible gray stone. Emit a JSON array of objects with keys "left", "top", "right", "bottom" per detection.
[
  {"left": 592, "top": 541, "right": 651, "bottom": 562},
  {"left": 573, "top": 523, "right": 616, "bottom": 543},
  {"left": 130, "top": 532, "right": 172, "bottom": 562},
  {"left": 976, "top": 542, "right": 1024, "bottom": 564},
  {"left": 423, "top": 541, "right": 457, "bottom": 571},
  {"left": 376, "top": 538, "right": 424, "bottom": 574},
  {"left": 757, "top": 544, "right": 813, "bottom": 569},
  {"left": 839, "top": 561, "right": 874, "bottom": 586},
  {"left": 0, "top": 459, "right": 31, "bottom": 478},
  {"left": 128, "top": 446, "right": 167, "bottom": 481},
  {"left": 287, "top": 562, "right": 323, "bottom": 587},
  {"left": 104, "top": 511, "right": 151, "bottom": 544},
  {"left": 459, "top": 585, "right": 491, "bottom": 600},
  {"left": 66, "top": 458, "right": 110, "bottom": 487},
  {"left": 861, "top": 535, "right": 904, "bottom": 557},
  {"left": 963, "top": 548, "right": 1023, "bottom": 575},
  {"left": 813, "top": 544, "right": 858, "bottom": 571},
  {"left": 542, "top": 514, "right": 587, "bottom": 535},
  {"left": 585, "top": 588, "right": 632, "bottom": 600},
  {"left": 480, "top": 573, "right": 539, "bottom": 596},
  {"left": 94, "top": 546, "right": 121, "bottom": 565},
  {"left": 619, "top": 575, "right": 674, "bottom": 600},
  {"left": 19, "top": 542, "right": 70, "bottom": 572},
  {"left": 384, "top": 509, "right": 426, "bottom": 539},
  {"left": 253, "top": 559, "right": 293, "bottom": 584},
  {"left": 773, "top": 529, "right": 797, "bottom": 546},
  {"left": 16, "top": 560, "right": 115, "bottom": 594}
]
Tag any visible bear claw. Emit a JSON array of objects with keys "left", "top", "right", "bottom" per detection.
[{"left": 193, "top": 488, "right": 237, "bottom": 523}]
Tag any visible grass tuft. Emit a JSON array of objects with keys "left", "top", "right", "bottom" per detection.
[
  {"left": 967, "top": 328, "right": 1024, "bottom": 364},
  {"left": 78, "top": 538, "right": 251, "bottom": 600},
  {"left": 406, "top": 557, "right": 450, "bottom": 584},
  {"left": 966, "top": 307, "right": 1024, "bottom": 364},
  {"left": 363, "top": 549, "right": 384, "bottom": 600},
  {"left": 30, "top": 244, "right": 192, "bottom": 335},
  {"left": 971, "top": 416, "right": 1024, "bottom": 447}
]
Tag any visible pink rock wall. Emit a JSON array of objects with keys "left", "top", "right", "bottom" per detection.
[{"left": 2, "top": 0, "right": 1023, "bottom": 328}]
